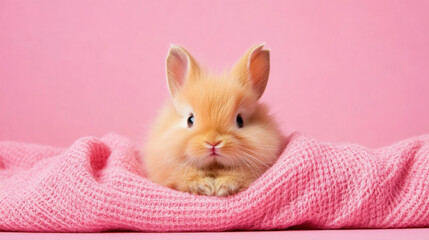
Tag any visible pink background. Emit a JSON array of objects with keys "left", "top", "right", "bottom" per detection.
[
  {"left": 2, "top": 229, "right": 429, "bottom": 240},
  {"left": 1, "top": 0, "right": 429, "bottom": 148}
]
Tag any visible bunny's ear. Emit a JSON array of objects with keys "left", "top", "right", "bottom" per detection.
[
  {"left": 233, "top": 43, "right": 270, "bottom": 99},
  {"left": 166, "top": 45, "right": 199, "bottom": 97}
]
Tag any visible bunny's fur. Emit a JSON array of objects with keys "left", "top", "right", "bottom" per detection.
[{"left": 144, "top": 44, "right": 285, "bottom": 196}]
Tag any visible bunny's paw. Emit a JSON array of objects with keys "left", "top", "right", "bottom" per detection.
[
  {"left": 187, "top": 176, "right": 215, "bottom": 196},
  {"left": 213, "top": 176, "right": 242, "bottom": 196}
]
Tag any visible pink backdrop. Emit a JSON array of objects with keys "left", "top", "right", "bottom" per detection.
[{"left": 1, "top": 0, "right": 429, "bottom": 147}]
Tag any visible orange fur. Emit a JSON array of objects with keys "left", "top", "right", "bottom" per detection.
[{"left": 144, "top": 44, "right": 285, "bottom": 196}]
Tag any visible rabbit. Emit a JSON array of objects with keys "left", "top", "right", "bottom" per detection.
[{"left": 143, "top": 43, "right": 285, "bottom": 196}]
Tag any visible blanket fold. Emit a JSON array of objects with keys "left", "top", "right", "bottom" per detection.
[{"left": 1, "top": 133, "right": 429, "bottom": 232}]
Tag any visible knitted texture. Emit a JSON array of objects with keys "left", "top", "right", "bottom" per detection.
[{"left": 0, "top": 133, "right": 429, "bottom": 232}]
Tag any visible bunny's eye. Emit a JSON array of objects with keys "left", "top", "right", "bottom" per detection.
[
  {"left": 236, "top": 114, "right": 244, "bottom": 128},
  {"left": 187, "top": 114, "right": 194, "bottom": 128}
]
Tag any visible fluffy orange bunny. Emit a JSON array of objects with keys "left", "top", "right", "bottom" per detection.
[{"left": 144, "top": 44, "right": 285, "bottom": 196}]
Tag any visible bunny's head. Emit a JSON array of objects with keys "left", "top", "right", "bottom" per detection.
[{"left": 148, "top": 44, "right": 284, "bottom": 171}]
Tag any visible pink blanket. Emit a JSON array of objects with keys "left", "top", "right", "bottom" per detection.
[{"left": 1, "top": 133, "right": 429, "bottom": 232}]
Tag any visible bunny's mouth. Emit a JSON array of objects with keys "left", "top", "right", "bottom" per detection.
[
  {"left": 208, "top": 154, "right": 232, "bottom": 167},
  {"left": 202, "top": 156, "right": 228, "bottom": 169},
  {"left": 193, "top": 153, "right": 231, "bottom": 169},
  {"left": 204, "top": 154, "right": 224, "bottom": 166}
]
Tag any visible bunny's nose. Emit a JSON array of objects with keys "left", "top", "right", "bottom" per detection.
[
  {"left": 205, "top": 141, "right": 221, "bottom": 147},
  {"left": 204, "top": 141, "right": 222, "bottom": 156}
]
